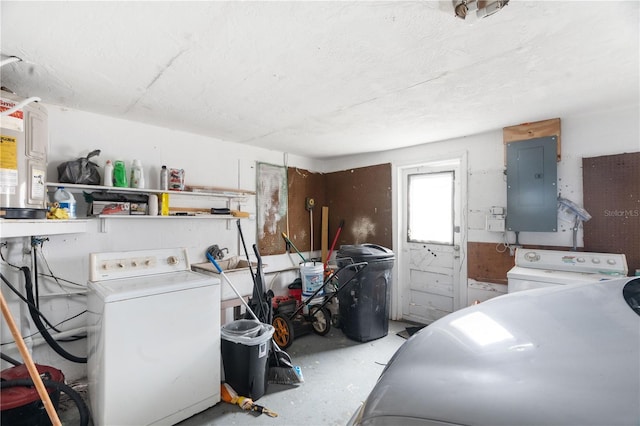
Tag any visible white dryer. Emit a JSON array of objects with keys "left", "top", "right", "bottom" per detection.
[
  {"left": 87, "top": 248, "right": 221, "bottom": 426},
  {"left": 507, "top": 248, "right": 628, "bottom": 293}
]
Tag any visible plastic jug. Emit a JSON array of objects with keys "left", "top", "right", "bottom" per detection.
[
  {"left": 53, "top": 187, "right": 76, "bottom": 219},
  {"left": 130, "top": 159, "right": 145, "bottom": 189},
  {"left": 103, "top": 160, "right": 114, "bottom": 187},
  {"left": 113, "top": 161, "right": 127, "bottom": 187}
]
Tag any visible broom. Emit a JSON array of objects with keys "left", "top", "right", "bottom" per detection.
[{"left": 206, "top": 253, "right": 303, "bottom": 386}]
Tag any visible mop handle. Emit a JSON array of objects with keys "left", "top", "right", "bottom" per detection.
[
  {"left": 281, "top": 232, "right": 308, "bottom": 263},
  {"left": 207, "top": 253, "right": 260, "bottom": 323},
  {"left": 324, "top": 220, "right": 344, "bottom": 269}
]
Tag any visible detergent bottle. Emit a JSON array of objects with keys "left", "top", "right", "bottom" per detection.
[
  {"left": 53, "top": 187, "right": 76, "bottom": 219},
  {"left": 130, "top": 159, "right": 145, "bottom": 189},
  {"left": 113, "top": 161, "right": 127, "bottom": 187}
]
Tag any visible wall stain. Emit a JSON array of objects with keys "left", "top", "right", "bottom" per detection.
[{"left": 351, "top": 216, "right": 376, "bottom": 244}]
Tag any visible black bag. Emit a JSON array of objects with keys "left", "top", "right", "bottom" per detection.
[{"left": 57, "top": 149, "right": 102, "bottom": 185}]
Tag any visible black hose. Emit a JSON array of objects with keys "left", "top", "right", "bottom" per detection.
[
  {"left": 1, "top": 351, "right": 21, "bottom": 366},
  {"left": 0, "top": 272, "right": 61, "bottom": 332},
  {"left": 21, "top": 267, "right": 87, "bottom": 363},
  {"left": 0, "top": 379, "right": 91, "bottom": 426},
  {"left": 33, "top": 245, "right": 39, "bottom": 309}
]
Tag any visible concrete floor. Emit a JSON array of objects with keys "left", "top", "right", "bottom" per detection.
[{"left": 59, "top": 320, "right": 415, "bottom": 425}]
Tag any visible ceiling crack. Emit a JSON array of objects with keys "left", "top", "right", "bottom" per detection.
[{"left": 125, "top": 48, "right": 189, "bottom": 113}]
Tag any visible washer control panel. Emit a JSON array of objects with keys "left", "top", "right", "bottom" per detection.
[
  {"left": 89, "top": 248, "right": 190, "bottom": 281},
  {"left": 514, "top": 248, "right": 628, "bottom": 275}
]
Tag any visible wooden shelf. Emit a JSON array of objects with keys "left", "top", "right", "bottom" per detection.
[
  {"left": 0, "top": 184, "right": 256, "bottom": 237},
  {"left": 0, "top": 219, "right": 89, "bottom": 238},
  {"left": 46, "top": 182, "right": 254, "bottom": 201},
  {"left": 97, "top": 214, "right": 237, "bottom": 220}
]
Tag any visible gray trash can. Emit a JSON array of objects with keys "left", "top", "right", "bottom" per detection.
[
  {"left": 221, "top": 320, "right": 274, "bottom": 400},
  {"left": 336, "top": 244, "right": 395, "bottom": 342}
]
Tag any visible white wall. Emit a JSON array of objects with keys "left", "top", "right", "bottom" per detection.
[
  {"left": 323, "top": 104, "right": 638, "bottom": 321},
  {"left": 1, "top": 102, "right": 638, "bottom": 381},
  {"left": 324, "top": 103, "right": 640, "bottom": 249},
  {"left": 0, "top": 104, "right": 320, "bottom": 380}
]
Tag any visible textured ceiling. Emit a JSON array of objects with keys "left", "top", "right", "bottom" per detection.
[{"left": 1, "top": 1, "right": 638, "bottom": 159}]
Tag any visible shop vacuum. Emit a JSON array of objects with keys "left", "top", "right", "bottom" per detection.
[
  {"left": 0, "top": 363, "right": 65, "bottom": 426},
  {"left": 0, "top": 268, "right": 90, "bottom": 425}
]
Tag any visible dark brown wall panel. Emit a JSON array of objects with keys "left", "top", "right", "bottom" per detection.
[
  {"left": 259, "top": 163, "right": 392, "bottom": 256},
  {"left": 467, "top": 242, "right": 579, "bottom": 285},
  {"left": 583, "top": 152, "right": 640, "bottom": 274},
  {"left": 325, "top": 164, "right": 392, "bottom": 249},
  {"left": 467, "top": 242, "right": 514, "bottom": 285},
  {"left": 287, "top": 167, "right": 326, "bottom": 252}
]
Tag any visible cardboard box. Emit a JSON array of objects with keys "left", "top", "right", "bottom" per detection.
[
  {"left": 92, "top": 201, "right": 130, "bottom": 216},
  {"left": 130, "top": 202, "right": 148, "bottom": 215}
]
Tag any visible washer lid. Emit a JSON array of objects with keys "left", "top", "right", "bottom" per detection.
[
  {"left": 507, "top": 266, "right": 625, "bottom": 285},
  {"left": 89, "top": 271, "right": 219, "bottom": 302}
]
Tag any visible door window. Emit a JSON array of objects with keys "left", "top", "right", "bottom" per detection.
[{"left": 407, "top": 171, "right": 454, "bottom": 245}]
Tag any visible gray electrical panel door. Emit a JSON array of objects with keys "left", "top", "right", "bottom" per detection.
[{"left": 506, "top": 136, "right": 557, "bottom": 232}]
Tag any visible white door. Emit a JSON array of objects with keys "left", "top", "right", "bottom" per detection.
[{"left": 400, "top": 158, "right": 466, "bottom": 324}]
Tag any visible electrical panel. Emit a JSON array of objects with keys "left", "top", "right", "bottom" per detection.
[{"left": 506, "top": 136, "right": 558, "bottom": 232}]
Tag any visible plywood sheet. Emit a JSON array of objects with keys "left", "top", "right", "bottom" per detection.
[
  {"left": 583, "top": 152, "right": 640, "bottom": 274},
  {"left": 467, "top": 242, "right": 580, "bottom": 284},
  {"left": 325, "top": 164, "right": 392, "bottom": 249},
  {"left": 503, "top": 118, "right": 561, "bottom": 164},
  {"left": 287, "top": 167, "right": 326, "bottom": 253},
  {"left": 257, "top": 163, "right": 393, "bottom": 255},
  {"left": 467, "top": 242, "right": 514, "bottom": 285},
  {"left": 256, "top": 162, "right": 288, "bottom": 255}
]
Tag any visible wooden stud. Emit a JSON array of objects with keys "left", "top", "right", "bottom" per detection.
[
  {"left": 321, "top": 206, "right": 329, "bottom": 264},
  {"left": 503, "top": 118, "right": 561, "bottom": 164}
]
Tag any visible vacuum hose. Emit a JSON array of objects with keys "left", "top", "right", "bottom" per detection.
[
  {"left": 0, "top": 379, "right": 90, "bottom": 426},
  {"left": 21, "top": 266, "right": 87, "bottom": 363}
]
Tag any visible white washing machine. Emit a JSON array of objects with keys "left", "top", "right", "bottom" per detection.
[
  {"left": 87, "top": 248, "right": 221, "bottom": 426},
  {"left": 507, "top": 248, "right": 628, "bottom": 293}
]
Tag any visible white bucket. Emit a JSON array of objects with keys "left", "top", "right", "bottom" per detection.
[{"left": 301, "top": 262, "right": 324, "bottom": 297}]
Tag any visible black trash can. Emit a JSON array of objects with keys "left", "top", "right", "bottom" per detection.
[
  {"left": 221, "top": 320, "right": 274, "bottom": 400},
  {"left": 336, "top": 243, "right": 395, "bottom": 342}
]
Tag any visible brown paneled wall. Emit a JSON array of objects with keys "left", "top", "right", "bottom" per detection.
[
  {"left": 583, "top": 152, "right": 640, "bottom": 274},
  {"left": 325, "top": 164, "right": 392, "bottom": 249},
  {"left": 259, "top": 163, "right": 392, "bottom": 256},
  {"left": 287, "top": 167, "right": 327, "bottom": 253},
  {"left": 467, "top": 242, "right": 514, "bottom": 285},
  {"left": 467, "top": 242, "right": 582, "bottom": 286},
  {"left": 267, "top": 160, "right": 633, "bottom": 283}
]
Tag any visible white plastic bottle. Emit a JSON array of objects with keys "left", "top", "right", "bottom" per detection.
[
  {"left": 103, "top": 160, "right": 114, "bottom": 187},
  {"left": 53, "top": 187, "right": 76, "bottom": 219},
  {"left": 130, "top": 159, "right": 145, "bottom": 189},
  {"left": 148, "top": 194, "right": 159, "bottom": 216}
]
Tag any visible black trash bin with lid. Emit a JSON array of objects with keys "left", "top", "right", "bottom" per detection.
[
  {"left": 220, "top": 320, "right": 274, "bottom": 400},
  {"left": 336, "top": 243, "right": 395, "bottom": 342}
]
